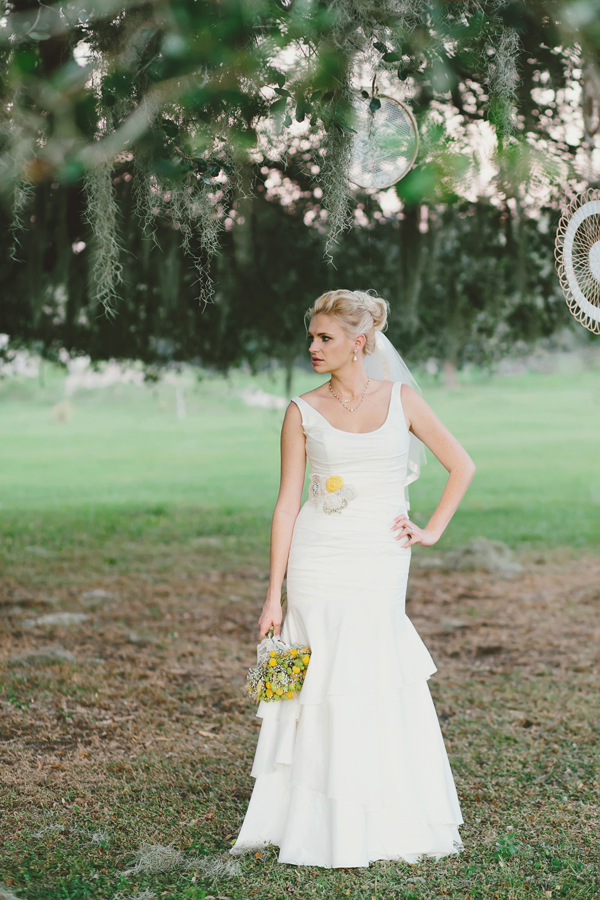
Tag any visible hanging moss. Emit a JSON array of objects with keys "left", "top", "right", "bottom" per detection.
[
  {"left": 83, "top": 161, "right": 124, "bottom": 315},
  {"left": 321, "top": 124, "right": 354, "bottom": 261},
  {"left": 10, "top": 180, "right": 35, "bottom": 262},
  {"left": 487, "top": 27, "right": 521, "bottom": 137},
  {"left": 132, "top": 155, "right": 160, "bottom": 246}
]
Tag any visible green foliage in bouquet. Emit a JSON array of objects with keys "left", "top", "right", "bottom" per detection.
[{"left": 246, "top": 642, "right": 311, "bottom": 704}]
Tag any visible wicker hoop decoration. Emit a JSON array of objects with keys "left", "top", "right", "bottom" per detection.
[
  {"left": 555, "top": 189, "right": 600, "bottom": 334},
  {"left": 348, "top": 91, "right": 419, "bottom": 191}
]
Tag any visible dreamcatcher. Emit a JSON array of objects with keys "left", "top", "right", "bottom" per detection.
[
  {"left": 555, "top": 189, "right": 600, "bottom": 334},
  {"left": 348, "top": 82, "right": 419, "bottom": 191}
]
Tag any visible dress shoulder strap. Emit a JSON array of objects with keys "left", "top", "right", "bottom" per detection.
[
  {"left": 394, "top": 381, "right": 412, "bottom": 433},
  {"left": 391, "top": 381, "right": 404, "bottom": 419},
  {"left": 291, "top": 395, "right": 317, "bottom": 434}
]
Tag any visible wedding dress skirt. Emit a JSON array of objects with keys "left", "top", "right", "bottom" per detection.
[{"left": 232, "top": 383, "right": 463, "bottom": 868}]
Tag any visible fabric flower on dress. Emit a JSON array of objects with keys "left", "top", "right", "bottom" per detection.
[{"left": 308, "top": 474, "right": 356, "bottom": 515}]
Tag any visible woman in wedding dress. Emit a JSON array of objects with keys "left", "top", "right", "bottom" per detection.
[{"left": 232, "top": 289, "right": 476, "bottom": 868}]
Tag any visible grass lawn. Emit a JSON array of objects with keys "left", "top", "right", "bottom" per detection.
[
  {"left": 1, "top": 361, "right": 600, "bottom": 900},
  {"left": 1, "top": 362, "right": 599, "bottom": 555},
  {"left": 1, "top": 539, "right": 599, "bottom": 900}
]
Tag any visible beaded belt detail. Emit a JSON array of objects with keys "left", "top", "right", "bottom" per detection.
[{"left": 308, "top": 474, "right": 356, "bottom": 515}]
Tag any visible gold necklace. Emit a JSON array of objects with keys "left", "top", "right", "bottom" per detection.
[{"left": 328, "top": 377, "right": 370, "bottom": 412}]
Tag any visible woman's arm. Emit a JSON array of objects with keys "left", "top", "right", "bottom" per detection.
[
  {"left": 392, "top": 384, "right": 476, "bottom": 548},
  {"left": 258, "top": 401, "right": 306, "bottom": 637}
]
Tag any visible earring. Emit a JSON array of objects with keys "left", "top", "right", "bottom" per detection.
[{"left": 353, "top": 352, "right": 357, "bottom": 362}]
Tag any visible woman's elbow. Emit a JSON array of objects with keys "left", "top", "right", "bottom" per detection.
[{"left": 274, "top": 499, "right": 302, "bottom": 520}]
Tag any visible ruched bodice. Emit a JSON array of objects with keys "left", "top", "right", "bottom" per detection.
[{"left": 232, "top": 381, "right": 463, "bottom": 868}]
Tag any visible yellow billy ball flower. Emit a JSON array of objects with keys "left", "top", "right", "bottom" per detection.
[
  {"left": 285, "top": 692, "right": 294, "bottom": 699},
  {"left": 291, "top": 649, "right": 298, "bottom": 657},
  {"left": 275, "top": 688, "right": 284, "bottom": 696},
  {"left": 268, "top": 658, "right": 277, "bottom": 667},
  {"left": 292, "top": 665, "right": 301, "bottom": 674},
  {"left": 302, "top": 655, "right": 310, "bottom": 665},
  {"left": 266, "top": 689, "right": 273, "bottom": 698},
  {"left": 269, "top": 650, "right": 276, "bottom": 657}
]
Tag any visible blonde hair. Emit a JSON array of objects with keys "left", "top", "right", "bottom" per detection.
[{"left": 305, "top": 289, "right": 389, "bottom": 355}]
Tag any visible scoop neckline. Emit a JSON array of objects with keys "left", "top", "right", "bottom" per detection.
[{"left": 296, "top": 382, "right": 397, "bottom": 435}]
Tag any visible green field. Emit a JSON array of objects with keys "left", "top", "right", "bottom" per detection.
[
  {"left": 2, "top": 362, "right": 600, "bottom": 900},
  {"left": 1, "top": 361, "right": 599, "bottom": 555}
]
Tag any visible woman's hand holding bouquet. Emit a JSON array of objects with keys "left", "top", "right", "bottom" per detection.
[{"left": 258, "top": 590, "right": 283, "bottom": 639}]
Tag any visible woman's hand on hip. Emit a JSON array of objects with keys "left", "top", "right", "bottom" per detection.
[
  {"left": 392, "top": 513, "right": 438, "bottom": 548},
  {"left": 258, "top": 595, "right": 283, "bottom": 639}
]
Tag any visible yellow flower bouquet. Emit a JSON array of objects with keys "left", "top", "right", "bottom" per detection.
[{"left": 245, "top": 633, "right": 311, "bottom": 703}]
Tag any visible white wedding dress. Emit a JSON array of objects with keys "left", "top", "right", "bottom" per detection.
[{"left": 232, "top": 382, "right": 463, "bottom": 868}]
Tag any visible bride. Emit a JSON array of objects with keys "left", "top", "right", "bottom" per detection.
[{"left": 232, "top": 289, "right": 476, "bottom": 868}]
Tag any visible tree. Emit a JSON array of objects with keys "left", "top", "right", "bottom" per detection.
[{"left": 2, "top": 0, "right": 599, "bottom": 315}]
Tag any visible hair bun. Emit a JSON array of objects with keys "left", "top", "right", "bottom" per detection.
[{"left": 352, "top": 291, "right": 389, "bottom": 332}]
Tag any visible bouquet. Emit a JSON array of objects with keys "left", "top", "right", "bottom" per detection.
[{"left": 245, "top": 631, "right": 311, "bottom": 704}]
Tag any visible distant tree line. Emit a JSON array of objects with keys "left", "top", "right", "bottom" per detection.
[{"left": 0, "top": 158, "right": 570, "bottom": 387}]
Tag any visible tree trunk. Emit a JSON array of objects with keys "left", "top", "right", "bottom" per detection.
[
  {"left": 397, "top": 204, "right": 427, "bottom": 334},
  {"left": 231, "top": 165, "right": 256, "bottom": 277},
  {"left": 284, "top": 357, "right": 295, "bottom": 399},
  {"left": 442, "top": 359, "right": 459, "bottom": 389}
]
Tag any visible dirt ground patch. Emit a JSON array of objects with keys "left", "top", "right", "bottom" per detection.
[{"left": 1, "top": 550, "right": 599, "bottom": 899}]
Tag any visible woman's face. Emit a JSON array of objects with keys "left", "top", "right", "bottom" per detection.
[{"left": 307, "top": 314, "right": 362, "bottom": 374}]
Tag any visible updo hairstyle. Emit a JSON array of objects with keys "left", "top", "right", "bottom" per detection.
[{"left": 305, "top": 289, "right": 389, "bottom": 356}]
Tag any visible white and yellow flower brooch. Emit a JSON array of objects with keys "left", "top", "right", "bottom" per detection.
[{"left": 308, "top": 474, "right": 356, "bottom": 515}]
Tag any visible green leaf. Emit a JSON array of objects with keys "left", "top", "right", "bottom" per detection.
[
  {"left": 398, "top": 58, "right": 419, "bottom": 80},
  {"left": 382, "top": 51, "right": 401, "bottom": 63},
  {"left": 373, "top": 41, "right": 388, "bottom": 54},
  {"left": 161, "top": 119, "right": 179, "bottom": 138},
  {"left": 270, "top": 97, "right": 287, "bottom": 115},
  {"left": 274, "top": 87, "right": 291, "bottom": 98},
  {"left": 369, "top": 97, "right": 381, "bottom": 112}
]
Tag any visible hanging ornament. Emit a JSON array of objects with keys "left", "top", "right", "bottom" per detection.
[
  {"left": 555, "top": 189, "right": 600, "bottom": 334},
  {"left": 348, "top": 79, "right": 418, "bottom": 191}
]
